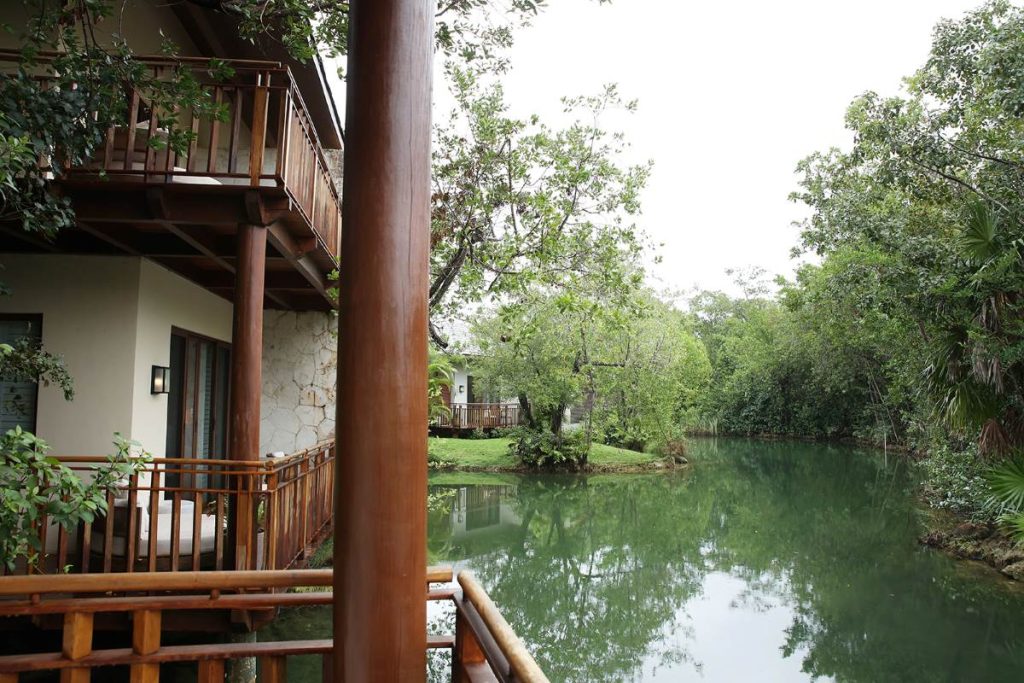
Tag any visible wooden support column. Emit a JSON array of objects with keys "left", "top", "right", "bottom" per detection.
[
  {"left": 228, "top": 222, "right": 267, "bottom": 571},
  {"left": 333, "top": 0, "right": 433, "bottom": 680}
]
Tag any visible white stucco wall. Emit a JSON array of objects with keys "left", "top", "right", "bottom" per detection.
[
  {"left": 260, "top": 311, "right": 336, "bottom": 455},
  {"left": 0, "top": 254, "right": 233, "bottom": 458},
  {"left": 451, "top": 367, "right": 471, "bottom": 405},
  {"left": 1, "top": 253, "right": 336, "bottom": 458},
  {"left": 131, "top": 259, "right": 233, "bottom": 458},
  {"left": 0, "top": 255, "right": 141, "bottom": 456}
]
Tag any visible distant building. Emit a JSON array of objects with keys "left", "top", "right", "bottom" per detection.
[{"left": 431, "top": 357, "right": 524, "bottom": 433}]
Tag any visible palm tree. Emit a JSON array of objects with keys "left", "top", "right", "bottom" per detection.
[
  {"left": 925, "top": 200, "right": 1024, "bottom": 456},
  {"left": 986, "top": 458, "right": 1024, "bottom": 544}
]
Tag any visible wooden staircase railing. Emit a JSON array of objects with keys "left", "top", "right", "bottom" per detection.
[{"left": 0, "top": 568, "right": 549, "bottom": 682}]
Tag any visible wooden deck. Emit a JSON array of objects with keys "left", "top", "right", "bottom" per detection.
[
  {"left": 0, "top": 568, "right": 550, "bottom": 682},
  {"left": 432, "top": 403, "right": 524, "bottom": 432},
  {"left": 4, "top": 442, "right": 335, "bottom": 577}
]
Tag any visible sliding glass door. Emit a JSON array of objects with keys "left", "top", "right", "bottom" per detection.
[{"left": 165, "top": 329, "right": 230, "bottom": 495}]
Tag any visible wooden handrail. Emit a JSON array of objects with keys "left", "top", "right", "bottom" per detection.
[
  {"left": 458, "top": 571, "right": 550, "bottom": 683},
  {"left": 52, "top": 440, "right": 336, "bottom": 470},
  {"left": 432, "top": 403, "right": 524, "bottom": 430},
  {"left": 0, "top": 566, "right": 544, "bottom": 680},
  {"left": 0, "top": 566, "right": 453, "bottom": 600},
  {"left": 0, "top": 569, "right": 330, "bottom": 597},
  {"left": 0, "top": 49, "right": 284, "bottom": 69}
]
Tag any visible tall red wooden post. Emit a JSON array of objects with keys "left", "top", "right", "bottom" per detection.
[
  {"left": 333, "top": 0, "right": 434, "bottom": 679},
  {"left": 228, "top": 223, "right": 267, "bottom": 570}
]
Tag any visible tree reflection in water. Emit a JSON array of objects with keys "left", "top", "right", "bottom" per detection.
[{"left": 427, "top": 439, "right": 1024, "bottom": 682}]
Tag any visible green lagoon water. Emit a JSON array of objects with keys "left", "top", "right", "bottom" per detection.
[{"left": 265, "top": 438, "right": 1024, "bottom": 682}]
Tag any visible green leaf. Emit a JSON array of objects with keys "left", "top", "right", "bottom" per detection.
[{"left": 961, "top": 201, "right": 998, "bottom": 261}]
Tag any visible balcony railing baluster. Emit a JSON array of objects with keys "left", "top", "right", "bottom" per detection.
[{"left": 6, "top": 442, "right": 335, "bottom": 576}]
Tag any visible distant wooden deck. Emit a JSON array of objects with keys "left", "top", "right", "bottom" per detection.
[{"left": 432, "top": 403, "right": 524, "bottom": 433}]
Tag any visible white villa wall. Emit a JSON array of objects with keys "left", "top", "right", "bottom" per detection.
[
  {"left": 0, "top": 255, "right": 233, "bottom": 458},
  {"left": 448, "top": 363, "right": 517, "bottom": 406},
  {"left": 131, "top": 259, "right": 233, "bottom": 458},
  {"left": 260, "top": 311, "right": 336, "bottom": 455},
  {"left": 451, "top": 367, "right": 470, "bottom": 405},
  {"left": 0, "top": 255, "right": 141, "bottom": 456},
  {"left": 0, "top": 253, "right": 336, "bottom": 459}
]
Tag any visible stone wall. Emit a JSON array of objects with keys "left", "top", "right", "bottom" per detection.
[{"left": 260, "top": 311, "right": 337, "bottom": 455}]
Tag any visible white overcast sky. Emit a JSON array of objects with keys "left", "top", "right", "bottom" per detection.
[
  {"left": 494, "top": 0, "right": 989, "bottom": 295},
  {"left": 329, "top": 0, "right": 989, "bottom": 296}
]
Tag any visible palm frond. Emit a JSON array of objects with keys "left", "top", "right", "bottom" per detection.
[
  {"left": 937, "top": 380, "right": 998, "bottom": 432},
  {"left": 999, "top": 511, "right": 1024, "bottom": 546},
  {"left": 986, "top": 457, "right": 1024, "bottom": 511},
  {"left": 961, "top": 200, "right": 999, "bottom": 261}
]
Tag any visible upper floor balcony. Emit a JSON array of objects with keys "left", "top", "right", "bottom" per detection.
[{"left": 0, "top": 52, "right": 342, "bottom": 311}]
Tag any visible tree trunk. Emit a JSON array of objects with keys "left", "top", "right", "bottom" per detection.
[
  {"left": 518, "top": 393, "right": 535, "bottom": 429},
  {"left": 551, "top": 404, "right": 565, "bottom": 435}
]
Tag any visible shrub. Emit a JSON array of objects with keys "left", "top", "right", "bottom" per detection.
[
  {"left": 645, "top": 425, "right": 689, "bottom": 457},
  {"left": 507, "top": 427, "right": 588, "bottom": 469},
  {"left": 599, "top": 422, "right": 649, "bottom": 453},
  {"left": 922, "top": 443, "right": 992, "bottom": 521},
  {"left": 0, "top": 428, "right": 149, "bottom": 571},
  {"left": 662, "top": 439, "right": 688, "bottom": 458},
  {"left": 491, "top": 426, "right": 518, "bottom": 439}
]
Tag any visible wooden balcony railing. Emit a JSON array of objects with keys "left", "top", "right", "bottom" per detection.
[
  {"left": 0, "top": 568, "right": 549, "bottom": 682},
  {"left": 433, "top": 403, "right": 524, "bottom": 430},
  {"left": 3, "top": 441, "right": 335, "bottom": 576},
  {"left": 0, "top": 52, "right": 342, "bottom": 259}
]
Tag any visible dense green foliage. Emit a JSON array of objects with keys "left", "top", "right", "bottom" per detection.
[
  {"left": 427, "top": 353, "right": 455, "bottom": 424},
  {"left": 687, "top": 1, "right": 1024, "bottom": 531},
  {"left": 430, "top": 69, "right": 650, "bottom": 346},
  {"left": 986, "top": 457, "right": 1024, "bottom": 538},
  {"left": 471, "top": 289, "right": 710, "bottom": 466},
  {"left": 504, "top": 426, "right": 589, "bottom": 469}
]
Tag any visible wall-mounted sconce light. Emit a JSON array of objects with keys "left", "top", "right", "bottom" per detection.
[
  {"left": 458, "top": 385, "right": 465, "bottom": 394},
  {"left": 151, "top": 365, "right": 170, "bottom": 394}
]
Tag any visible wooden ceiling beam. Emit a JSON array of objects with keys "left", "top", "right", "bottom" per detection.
[
  {"left": 266, "top": 221, "right": 332, "bottom": 306},
  {"left": 64, "top": 185, "right": 254, "bottom": 226},
  {"left": 188, "top": 269, "right": 314, "bottom": 291},
  {"left": 77, "top": 221, "right": 141, "bottom": 256},
  {"left": 146, "top": 188, "right": 290, "bottom": 310},
  {"left": 161, "top": 223, "right": 235, "bottom": 274}
]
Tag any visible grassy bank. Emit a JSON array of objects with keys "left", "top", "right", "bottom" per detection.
[{"left": 428, "top": 436, "right": 667, "bottom": 472}]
